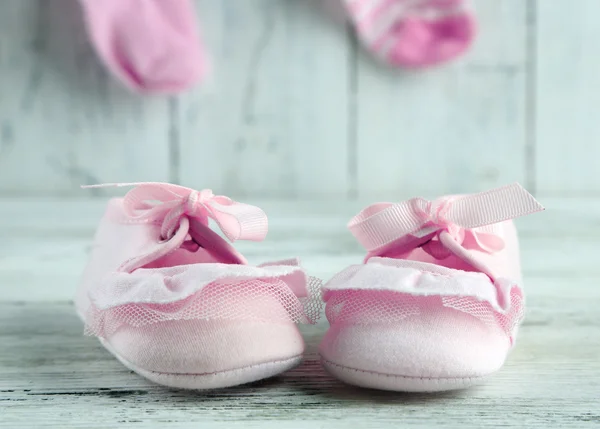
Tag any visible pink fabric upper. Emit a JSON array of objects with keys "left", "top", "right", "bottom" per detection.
[
  {"left": 320, "top": 184, "right": 544, "bottom": 384},
  {"left": 77, "top": 183, "right": 320, "bottom": 339},
  {"left": 323, "top": 221, "right": 525, "bottom": 341},
  {"left": 79, "top": 0, "right": 207, "bottom": 94}
]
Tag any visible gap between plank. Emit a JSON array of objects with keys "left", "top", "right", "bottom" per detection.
[
  {"left": 168, "top": 97, "right": 181, "bottom": 185},
  {"left": 347, "top": 23, "right": 359, "bottom": 200},
  {"left": 525, "top": 0, "right": 538, "bottom": 195}
]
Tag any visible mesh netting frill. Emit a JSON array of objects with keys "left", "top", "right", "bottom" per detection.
[
  {"left": 86, "top": 276, "right": 323, "bottom": 338},
  {"left": 324, "top": 288, "right": 523, "bottom": 338}
]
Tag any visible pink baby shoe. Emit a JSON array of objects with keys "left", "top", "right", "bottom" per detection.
[
  {"left": 320, "top": 183, "right": 543, "bottom": 392},
  {"left": 76, "top": 182, "right": 320, "bottom": 389}
]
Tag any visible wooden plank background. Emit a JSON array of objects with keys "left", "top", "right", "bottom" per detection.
[{"left": 0, "top": 0, "right": 598, "bottom": 198}]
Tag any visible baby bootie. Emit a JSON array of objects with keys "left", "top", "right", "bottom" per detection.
[
  {"left": 77, "top": 182, "right": 320, "bottom": 389},
  {"left": 342, "top": 0, "right": 477, "bottom": 68},
  {"left": 320, "top": 183, "right": 543, "bottom": 391}
]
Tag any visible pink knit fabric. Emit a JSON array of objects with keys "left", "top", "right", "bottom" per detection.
[
  {"left": 77, "top": 183, "right": 320, "bottom": 390},
  {"left": 320, "top": 184, "right": 543, "bottom": 392},
  {"left": 343, "top": 0, "right": 476, "bottom": 67},
  {"left": 79, "top": 0, "right": 207, "bottom": 94}
]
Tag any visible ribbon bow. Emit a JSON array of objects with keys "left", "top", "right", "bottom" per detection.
[
  {"left": 348, "top": 183, "right": 544, "bottom": 257},
  {"left": 83, "top": 182, "right": 268, "bottom": 242}
]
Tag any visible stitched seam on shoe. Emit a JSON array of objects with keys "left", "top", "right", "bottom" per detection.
[
  {"left": 322, "top": 358, "right": 487, "bottom": 382},
  {"left": 126, "top": 355, "right": 303, "bottom": 377}
]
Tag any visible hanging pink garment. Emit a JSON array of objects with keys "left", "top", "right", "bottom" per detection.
[
  {"left": 342, "top": 0, "right": 476, "bottom": 68},
  {"left": 79, "top": 0, "right": 208, "bottom": 94}
]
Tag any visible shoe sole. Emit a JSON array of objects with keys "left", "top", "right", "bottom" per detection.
[
  {"left": 321, "top": 357, "right": 488, "bottom": 392},
  {"left": 101, "top": 337, "right": 302, "bottom": 390}
]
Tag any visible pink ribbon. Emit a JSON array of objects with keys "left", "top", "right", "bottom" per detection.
[
  {"left": 348, "top": 183, "right": 544, "bottom": 256},
  {"left": 83, "top": 182, "right": 268, "bottom": 242}
]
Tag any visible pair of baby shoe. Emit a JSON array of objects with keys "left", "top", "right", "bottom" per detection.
[{"left": 76, "top": 182, "right": 543, "bottom": 392}]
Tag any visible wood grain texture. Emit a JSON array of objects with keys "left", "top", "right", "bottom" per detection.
[
  {"left": 0, "top": 0, "right": 172, "bottom": 196},
  {"left": 0, "top": 293, "right": 598, "bottom": 427},
  {"left": 178, "top": 0, "right": 351, "bottom": 198},
  {"left": 354, "top": 0, "right": 528, "bottom": 198},
  {"left": 536, "top": 0, "right": 600, "bottom": 195},
  {"left": 1, "top": 197, "right": 599, "bottom": 427}
]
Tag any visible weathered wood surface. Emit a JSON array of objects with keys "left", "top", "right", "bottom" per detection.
[
  {"left": 2, "top": 0, "right": 599, "bottom": 197},
  {"left": 1, "top": 198, "right": 599, "bottom": 427},
  {"left": 0, "top": 294, "right": 598, "bottom": 428},
  {"left": 536, "top": 0, "right": 600, "bottom": 195},
  {"left": 355, "top": 0, "right": 529, "bottom": 197}
]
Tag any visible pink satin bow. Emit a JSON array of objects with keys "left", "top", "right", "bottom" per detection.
[
  {"left": 348, "top": 183, "right": 544, "bottom": 256},
  {"left": 83, "top": 182, "right": 268, "bottom": 242}
]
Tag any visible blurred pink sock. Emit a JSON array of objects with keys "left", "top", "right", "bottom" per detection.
[
  {"left": 80, "top": 0, "right": 208, "bottom": 94},
  {"left": 343, "top": 0, "right": 476, "bottom": 68}
]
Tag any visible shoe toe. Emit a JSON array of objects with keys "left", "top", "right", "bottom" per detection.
[
  {"left": 107, "top": 319, "right": 304, "bottom": 389},
  {"left": 320, "top": 306, "right": 509, "bottom": 391}
]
